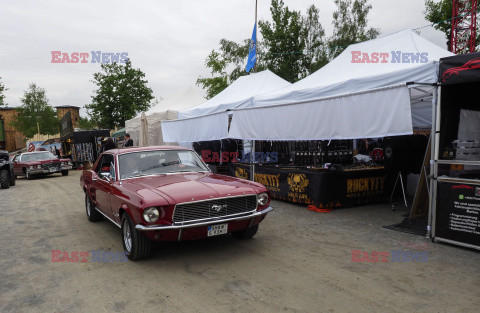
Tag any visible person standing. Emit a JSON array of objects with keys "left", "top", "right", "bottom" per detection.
[
  {"left": 123, "top": 133, "right": 134, "bottom": 147},
  {"left": 103, "top": 138, "right": 116, "bottom": 152}
]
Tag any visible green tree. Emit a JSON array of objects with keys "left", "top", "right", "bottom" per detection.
[
  {"left": 259, "top": 0, "right": 306, "bottom": 83},
  {"left": 424, "top": 0, "right": 479, "bottom": 52},
  {"left": 11, "top": 83, "right": 59, "bottom": 138},
  {"left": 328, "top": 0, "right": 380, "bottom": 58},
  {"left": 0, "top": 77, "right": 7, "bottom": 107},
  {"left": 77, "top": 116, "right": 97, "bottom": 130},
  {"left": 197, "top": 39, "right": 266, "bottom": 99},
  {"left": 197, "top": 1, "right": 327, "bottom": 97},
  {"left": 302, "top": 5, "right": 329, "bottom": 77},
  {"left": 87, "top": 59, "right": 154, "bottom": 128}
]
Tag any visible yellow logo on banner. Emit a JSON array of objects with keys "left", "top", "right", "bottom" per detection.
[
  {"left": 254, "top": 173, "right": 280, "bottom": 192},
  {"left": 346, "top": 176, "right": 385, "bottom": 198},
  {"left": 235, "top": 167, "right": 249, "bottom": 180},
  {"left": 287, "top": 173, "right": 309, "bottom": 193}
]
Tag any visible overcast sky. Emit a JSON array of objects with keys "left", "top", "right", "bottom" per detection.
[{"left": 0, "top": 0, "right": 447, "bottom": 116}]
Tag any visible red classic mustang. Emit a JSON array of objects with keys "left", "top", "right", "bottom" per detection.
[
  {"left": 80, "top": 146, "right": 273, "bottom": 260},
  {"left": 13, "top": 151, "right": 72, "bottom": 180}
]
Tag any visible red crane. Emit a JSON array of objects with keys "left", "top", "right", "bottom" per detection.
[{"left": 451, "top": 0, "right": 478, "bottom": 54}]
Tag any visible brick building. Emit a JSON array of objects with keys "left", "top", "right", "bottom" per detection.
[
  {"left": 56, "top": 106, "right": 80, "bottom": 129},
  {"left": 0, "top": 107, "right": 24, "bottom": 152},
  {"left": 0, "top": 105, "right": 80, "bottom": 152}
]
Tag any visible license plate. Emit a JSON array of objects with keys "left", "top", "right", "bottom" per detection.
[
  {"left": 207, "top": 223, "right": 228, "bottom": 237},
  {"left": 49, "top": 168, "right": 57, "bottom": 173}
]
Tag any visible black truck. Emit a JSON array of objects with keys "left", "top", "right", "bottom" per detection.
[{"left": 0, "top": 150, "right": 15, "bottom": 189}]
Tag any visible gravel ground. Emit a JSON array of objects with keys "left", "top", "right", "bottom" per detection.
[{"left": 0, "top": 171, "right": 479, "bottom": 313}]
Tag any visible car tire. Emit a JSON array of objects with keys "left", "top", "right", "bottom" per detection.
[
  {"left": 121, "top": 214, "right": 152, "bottom": 261},
  {"left": 85, "top": 193, "right": 102, "bottom": 222},
  {"left": 61, "top": 170, "right": 69, "bottom": 176},
  {"left": 10, "top": 174, "right": 15, "bottom": 186},
  {"left": 0, "top": 169, "right": 10, "bottom": 189},
  {"left": 232, "top": 224, "right": 259, "bottom": 239},
  {"left": 26, "top": 171, "right": 33, "bottom": 180}
]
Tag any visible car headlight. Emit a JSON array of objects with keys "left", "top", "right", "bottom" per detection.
[
  {"left": 257, "top": 192, "right": 269, "bottom": 206},
  {"left": 143, "top": 207, "right": 160, "bottom": 223},
  {"left": 37, "top": 165, "right": 42, "bottom": 169},
  {"left": 29, "top": 165, "right": 35, "bottom": 170}
]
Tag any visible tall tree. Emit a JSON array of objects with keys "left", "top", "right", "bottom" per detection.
[
  {"left": 77, "top": 116, "right": 97, "bottom": 131},
  {"left": 0, "top": 77, "right": 6, "bottom": 107},
  {"left": 11, "top": 83, "right": 59, "bottom": 138},
  {"left": 424, "top": 0, "right": 479, "bottom": 52},
  {"left": 329, "top": 0, "right": 380, "bottom": 58},
  {"left": 197, "top": 39, "right": 266, "bottom": 99},
  {"left": 302, "top": 5, "right": 329, "bottom": 77},
  {"left": 259, "top": 0, "right": 306, "bottom": 83},
  {"left": 87, "top": 59, "right": 154, "bottom": 128}
]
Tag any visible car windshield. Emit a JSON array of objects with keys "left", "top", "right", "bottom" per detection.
[
  {"left": 22, "top": 152, "right": 56, "bottom": 162},
  {"left": 118, "top": 150, "right": 209, "bottom": 180}
]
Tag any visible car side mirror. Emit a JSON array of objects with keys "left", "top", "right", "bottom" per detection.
[{"left": 99, "top": 172, "right": 112, "bottom": 182}]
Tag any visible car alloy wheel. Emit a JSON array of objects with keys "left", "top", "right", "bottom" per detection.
[
  {"left": 85, "top": 193, "right": 102, "bottom": 222},
  {"left": 121, "top": 214, "right": 152, "bottom": 261},
  {"left": 122, "top": 219, "right": 132, "bottom": 253}
]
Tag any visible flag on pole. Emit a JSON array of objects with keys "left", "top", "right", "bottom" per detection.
[{"left": 245, "top": 23, "right": 257, "bottom": 73}]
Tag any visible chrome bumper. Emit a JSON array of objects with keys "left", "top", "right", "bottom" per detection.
[
  {"left": 27, "top": 166, "right": 71, "bottom": 174},
  {"left": 135, "top": 206, "right": 274, "bottom": 231}
]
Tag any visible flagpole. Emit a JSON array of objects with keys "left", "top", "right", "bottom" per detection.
[
  {"left": 254, "top": 0, "right": 258, "bottom": 73},
  {"left": 251, "top": 0, "right": 258, "bottom": 182}
]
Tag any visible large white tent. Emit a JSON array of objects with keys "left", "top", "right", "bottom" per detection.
[
  {"left": 125, "top": 87, "right": 205, "bottom": 146},
  {"left": 228, "top": 29, "right": 454, "bottom": 141},
  {"left": 162, "top": 70, "right": 291, "bottom": 142}
]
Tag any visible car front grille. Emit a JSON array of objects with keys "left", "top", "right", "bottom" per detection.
[
  {"left": 172, "top": 195, "right": 258, "bottom": 224},
  {"left": 42, "top": 163, "right": 59, "bottom": 170}
]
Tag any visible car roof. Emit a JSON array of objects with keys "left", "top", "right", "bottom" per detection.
[{"left": 106, "top": 146, "right": 192, "bottom": 155}]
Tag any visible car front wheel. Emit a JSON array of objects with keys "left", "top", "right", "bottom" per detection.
[
  {"left": 85, "top": 193, "right": 102, "bottom": 222},
  {"left": 0, "top": 169, "right": 10, "bottom": 189},
  {"left": 26, "top": 171, "right": 33, "bottom": 180},
  {"left": 232, "top": 224, "right": 259, "bottom": 239},
  {"left": 121, "top": 214, "right": 151, "bottom": 261},
  {"left": 61, "top": 170, "right": 69, "bottom": 176}
]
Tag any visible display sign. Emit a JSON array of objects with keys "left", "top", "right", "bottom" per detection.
[
  {"left": 227, "top": 163, "right": 386, "bottom": 208},
  {"left": 60, "top": 111, "right": 74, "bottom": 137},
  {"left": 436, "top": 181, "right": 480, "bottom": 247},
  {"left": 439, "top": 52, "right": 480, "bottom": 85}
]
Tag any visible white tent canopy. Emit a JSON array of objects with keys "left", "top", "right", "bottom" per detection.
[
  {"left": 228, "top": 29, "right": 453, "bottom": 141},
  {"left": 125, "top": 87, "right": 205, "bottom": 145},
  {"left": 253, "top": 29, "right": 452, "bottom": 107},
  {"left": 162, "top": 70, "right": 291, "bottom": 142},
  {"left": 178, "top": 70, "right": 291, "bottom": 119}
]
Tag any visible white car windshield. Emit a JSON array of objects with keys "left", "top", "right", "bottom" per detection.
[
  {"left": 22, "top": 152, "right": 56, "bottom": 162},
  {"left": 118, "top": 150, "right": 209, "bottom": 180}
]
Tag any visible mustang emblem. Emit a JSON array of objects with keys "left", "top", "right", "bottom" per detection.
[{"left": 212, "top": 204, "right": 227, "bottom": 212}]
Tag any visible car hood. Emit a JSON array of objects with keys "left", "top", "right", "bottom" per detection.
[{"left": 121, "top": 172, "right": 263, "bottom": 205}]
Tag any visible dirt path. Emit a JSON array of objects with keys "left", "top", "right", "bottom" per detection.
[{"left": 0, "top": 171, "right": 479, "bottom": 312}]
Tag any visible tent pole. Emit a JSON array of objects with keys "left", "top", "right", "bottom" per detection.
[
  {"left": 251, "top": 140, "right": 255, "bottom": 181},
  {"left": 427, "top": 85, "right": 440, "bottom": 239}
]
